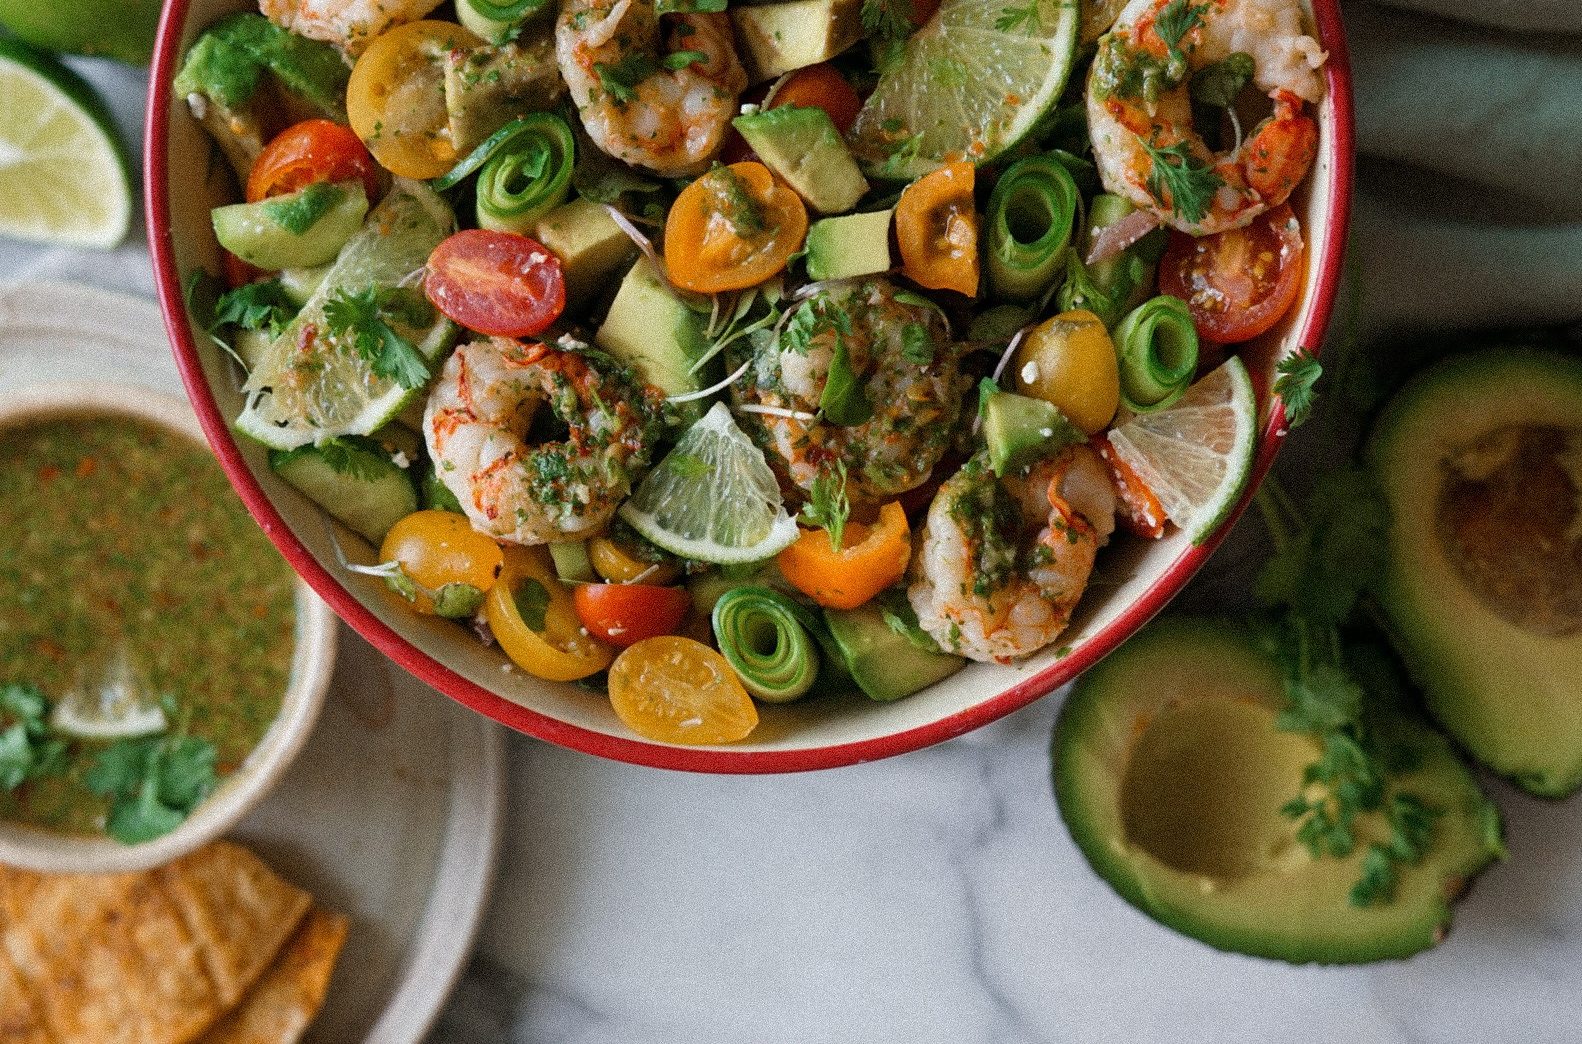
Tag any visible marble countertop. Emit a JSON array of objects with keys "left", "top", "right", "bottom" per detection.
[{"left": 10, "top": 20, "right": 1582, "bottom": 1041}]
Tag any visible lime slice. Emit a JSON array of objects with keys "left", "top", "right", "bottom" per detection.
[
  {"left": 619, "top": 402, "right": 801, "bottom": 564},
  {"left": 0, "top": 0, "right": 163, "bottom": 65},
  {"left": 49, "top": 656, "right": 167, "bottom": 741},
  {"left": 236, "top": 180, "right": 455, "bottom": 450},
  {"left": 848, "top": 0, "right": 1081, "bottom": 181},
  {"left": 0, "top": 36, "right": 130, "bottom": 249},
  {"left": 1105, "top": 355, "right": 1258, "bottom": 545}
]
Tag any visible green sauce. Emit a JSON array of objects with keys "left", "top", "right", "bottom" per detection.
[{"left": 0, "top": 415, "right": 296, "bottom": 835}]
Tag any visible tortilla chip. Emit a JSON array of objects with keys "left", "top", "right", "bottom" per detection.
[
  {"left": 157, "top": 842, "right": 312, "bottom": 1008},
  {"left": 1, "top": 871, "right": 220, "bottom": 1044},
  {"left": 0, "top": 950, "right": 51, "bottom": 1044},
  {"left": 198, "top": 908, "right": 349, "bottom": 1044}
]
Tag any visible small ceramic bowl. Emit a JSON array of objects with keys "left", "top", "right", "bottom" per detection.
[
  {"left": 146, "top": 0, "right": 1352, "bottom": 773},
  {"left": 0, "top": 382, "right": 336, "bottom": 873}
]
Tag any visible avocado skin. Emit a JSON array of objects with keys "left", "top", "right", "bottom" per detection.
[
  {"left": 1368, "top": 348, "right": 1582, "bottom": 798},
  {"left": 1053, "top": 616, "right": 1503, "bottom": 964}
]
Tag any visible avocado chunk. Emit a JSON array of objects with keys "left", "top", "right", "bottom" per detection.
[
  {"left": 733, "top": 105, "right": 868, "bottom": 215},
  {"left": 211, "top": 181, "right": 368, "bottom": 271},
  {"left": 1370, "top": 347, "right": 1582, "bottom": 797},
  {"left": 730, "top": 0, "right": 864, "bottom": 82},
  {"left": 981, "top": 390, "right": 1084, "bottom": 477},
  {"left": 595, "top": 257, "right": 715, "bottom": 420},
  {"left": 805, "top": 209, "right": 892, "bottom": 281},
  {"left": 822, "top": 603, "right": 964, "bottom": 701},
  {"left": 1054, "top": 616, "right": 1503, "bottom": 963},
  {"left": 174, "top": 13, "right": 349, "bottom": 178},
  {"left": 444, "top": 33, "right": 566, "bottom": 154},
  {"left": 534, "top": 198, "right": 638, "bottom": 309}
]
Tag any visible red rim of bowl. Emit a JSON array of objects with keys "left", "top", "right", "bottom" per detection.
[{"left": 146, "top": 1, "right": 1354, "bottom": 774}]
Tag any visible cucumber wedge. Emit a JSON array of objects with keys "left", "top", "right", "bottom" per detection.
[{"left": 269, "top": 436, "right": 417, "bottom": 544}]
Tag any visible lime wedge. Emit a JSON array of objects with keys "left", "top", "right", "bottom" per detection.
[
  {"left": 619, "top": 402, "right": 801, "bottom": 564},
  {"left": 236, "top": 180, "right": 456, "bottom": 450},
  {"left": 848, "top": 0, "right": 1081, "bottom": 181},
  {"left": 1105, "top": 355, "right": 1258, "bottom": 545},
  {"left": 0, "top": 36, "right": 130, "bottom": 249},
  {"left": 49, "top": 655, "right": 167, "bottom": 741}
]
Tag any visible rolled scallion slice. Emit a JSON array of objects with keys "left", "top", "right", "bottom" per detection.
[
  {"left": 712, "top": 586, "right": 820, "bottom": 704},
  {"left": 985, "top": 154, "right": 1080, "bottom": 303},
  {"left": 1114, "top": 295, "right": 1200, "bottom": 413},
  {"left": 467, "top": 113, "right": 576, "bottom": 233},
  {"left": 458, "top": 0, "right": 547, "bottom": 44}
]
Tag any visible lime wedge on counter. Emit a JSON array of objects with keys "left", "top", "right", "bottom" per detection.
[
  {"left": 848, "top": 0, "right": 1081, "bottom": 181},
  {"left": 0, "top": 36, "right": 131, "bottom": 249},
  {"left": 0, "top": 0, "right": 164, "bottom": 65},
  {"left": 619, "top": 402, "right": 801, "bottom": 564},
  {"left": 1104, "top": 355, "right": 1258, "bottom": 545}
]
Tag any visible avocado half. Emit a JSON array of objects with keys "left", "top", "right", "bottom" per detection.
[
  {"left": 1053, "top": 617, "right": 1502, "bottom": 964},
  {"left": 1369, "top": 349, "right": 1582, "bottom": 797}
]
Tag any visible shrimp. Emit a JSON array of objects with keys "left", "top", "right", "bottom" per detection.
[
  {"left": 425, "top": 338, "right": 664, "bottom": 544},
  {"left": 260, "top": 0, "right": 443, "bottom": 54},
  {"left": 556, "top": 0, "right": 747, "bottom": 176},
  {"left": 909, "top": 447, "right": 1119, "bottom": 663},
  {"left": 1086, "top": 0, "right": 1325, "bottom": 235},
  {"left": 731, "top": 278, "right": 966, "bottom": 507}
]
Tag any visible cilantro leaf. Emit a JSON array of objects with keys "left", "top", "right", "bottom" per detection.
[
  {"left": 994, "top": 0, "right": 1044, "bottom": 34},
  {"left": 820, "top": 330, "right": 872, "bottom": 426},
  {"left": 663, "top": 49, "right": 707, "bottom": 71},
  {"left": 1274, "top": 348, "right": 1322, "bottom": 427},
  {"left": 323, "top": 286, "right": 430, "bottom": 390},
  {"left": 862, "top": 0, "right": 913, "bottom": 73},
  {"left": 901, "top": 321, "right": 934, "bottom": 365},
  {"left": 1140, "top": 137, "right": 1224, "bottom": 225},
  {"left": 596, "top": 54, "right": 658, "bottom": 104},
  {"left": 802, "top": 460, "right": 851, "bottom": 551},
  {"left": 87, "top": 722, "right": 218, "bottom": 847},
  {"left": 1153, "top": 0, "right": 1207, "bottom": 68},
  {"left": 782, "top": 301, "right": 820, "bottom": 355},
  {"left": 214, "top": 279, "right": 296, "bottom": 336}
]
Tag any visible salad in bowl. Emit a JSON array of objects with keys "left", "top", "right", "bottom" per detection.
[{"left": 148, "top": 0, "right": 1351, "bottom": 769}]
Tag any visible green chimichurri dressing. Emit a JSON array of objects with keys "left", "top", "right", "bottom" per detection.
[{"left": 0, "top": 415, "right": 296, "bottom": 835}]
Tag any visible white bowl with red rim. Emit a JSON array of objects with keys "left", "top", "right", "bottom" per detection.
[{"left": 145, "top": 0, "right": 1353, "bottom": 773}]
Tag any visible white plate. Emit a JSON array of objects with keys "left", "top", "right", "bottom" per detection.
[{"left": 0, "top": 280, "right": 505, "bottom": 1042}]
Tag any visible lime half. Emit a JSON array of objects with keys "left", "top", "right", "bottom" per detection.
[
  {"left": 0, "top": 37, "right": 130, "bottom": 249},
  {"left": 50, "top": 655, "right": 167, "bottom": 741},
  {"left": 849, "top": 0, "right": 1081, "bottom": 181},
  {"left": 619, "top": 402, "right": 801, "bottom": 564},
  {"left": 1105, "top": 355, "right": 1258, "bottom": 545}
]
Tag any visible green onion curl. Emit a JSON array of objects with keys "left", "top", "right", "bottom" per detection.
[
  {"left": 1114, "top": 295, "right": 1200, "bottom": 412},
  {"left": 712, "top": 586, "right": 820, "bottom": 704},
  {"left": 435, "top": 113, "right": 575, "bottom": 232},
  {"left": 985, "top": 154, "right": 1080, "bottom": 304}
]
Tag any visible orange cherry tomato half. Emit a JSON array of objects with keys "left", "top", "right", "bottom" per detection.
[
  {"left": 768, "top": 64, "right": 863, "bottom": 136},
  {"left": 664, "top": 162, "right": 808, "bottom": 294},
  {"left": 608, "top": 636, "right": 759, "bottom": 745},
  {"left": 572, "top": 583, "right": 691, "bottom": 647},
  {"left": 246, "top": 119, "right": 384, "bottom": 204},
  {"left": 895, "top": 162, "right": 980, "bottom": 297},
  {"left": 379, "top": 510, "right": 504, "bottom": 615},
  {"left": 486, "top": 546, "right": 614, "bottom": 682},
  {"left": 1158, "top": 203, "right": 1305, "bottom": 345},
  {"left": 777, "top": 501, "right": 911, "bottom": 610},
  {"left": 425, "top": 229, "right": 566, "bottom": 337}
]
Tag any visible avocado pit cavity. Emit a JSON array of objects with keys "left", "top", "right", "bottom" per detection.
[
  {"left": 1436, "top": 425, "right": 1582, "bottom": 637},
  {"left": 1119, "top": 698, "right": 1316, "bottom": 880}
]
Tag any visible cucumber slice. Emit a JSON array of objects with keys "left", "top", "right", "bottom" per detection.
[
  {"left": 212, "top": 181, "right": 369, "bottom": 271},
  {"left": 269, "top": 436, "right": 417, "bottom": 544},
  {"left": 549, "top": 541, "right": 597, "bottom": 583}
]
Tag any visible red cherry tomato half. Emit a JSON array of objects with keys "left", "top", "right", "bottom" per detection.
[
  {"left": 1158, "top": 203, "right": 1305, "bottom": 345},
  {"left": 246, "top": 119, "right": 384, "bottom": 204},
  {"left": 571, "top": 583, "right": 691, "bottom": 648},
  {"left": 424, "top": 229, "right": 567, "bottom": 337}
]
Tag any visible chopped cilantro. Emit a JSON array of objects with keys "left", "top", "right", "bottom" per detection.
[
  {"left": 1153, "top": 0, "right": 1207, "bottom": 68},
  {"left": 663, "top": 49, "right": 708, "bottom": 70},
  {"left": 1190, "top": 51, "right": 1255, "bottom": 108},
  {"left": 213, "top": 279, "right": 296, "bottom": 335},
  {"left": 802, "top": 460, "right": 851, "bottom": 550},
  {"left": 85, "top": 707, "right": 218, "bottom": 847},
  {"left": 596, "top": 54, "right": 658, "bottom": 104},
  {"left": 1140, "top": 136, "right": 1224, "bottom": 225},
  {"left": 323, "top": 286, "right": 430, "bottom": 390},
  {"left": 1274, "top": 348, "right": 1322, "bottom": 427},
  {"left": 901, "top": 321, "right": 934, "bottom": 365}
]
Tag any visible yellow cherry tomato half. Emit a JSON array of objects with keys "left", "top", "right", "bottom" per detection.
[
  {"left": 895, "top": 161, "right": 979, "bottom": 297},
  {"left": 777, "top": 501, "right": 911, "bottom": 610},
  {"left": 485, "top": 545, "right": 614, "bottom": 682},
  {"left": 347, "top": 20, "right": 481, "bottom": 179},
  {"left": 664, "top": 162, "right": 808, "bottom": 294},
  {"left": 607, "top": 636, "right": 759, "bottom": 745},
  {"left": 380, "top": 509, "right": 504, "bottom": 616},
  {"left": 588, "top": 535, "right": 682, "bottom": 585},
  {"left": 1011, "top": 309, "right": 1121, "bottom": 434}
]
